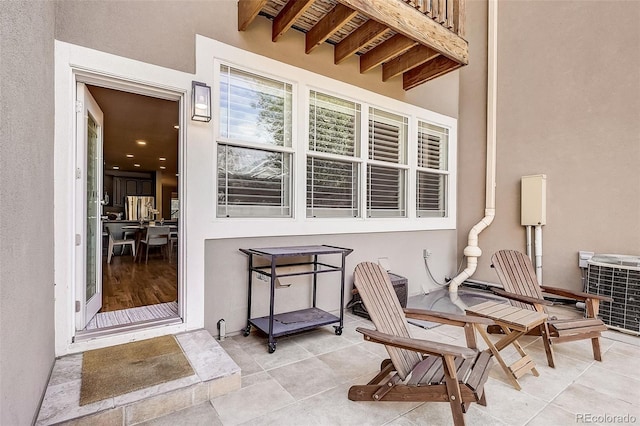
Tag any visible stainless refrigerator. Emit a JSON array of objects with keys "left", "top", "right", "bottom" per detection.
[{"left": 125, "top": 196, "right": 156, "bottom": 221}]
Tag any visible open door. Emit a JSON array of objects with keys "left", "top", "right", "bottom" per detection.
[{"left": 75, "top": 83, "right": 105, "bottom": 330}]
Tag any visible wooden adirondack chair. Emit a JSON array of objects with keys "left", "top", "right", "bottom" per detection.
[
  {"left": 490, "top": 250, "right": 613, "bottom": 368},
  {"left": 348, "top": 262, "right": 495, "bottom": 426}
]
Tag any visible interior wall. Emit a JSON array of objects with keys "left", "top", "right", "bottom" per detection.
[
  {"left": 205, "top": 231, "right": 456, "bottom": 334},
  {"left": 458, "top": 1, "right": 640, "bottom": 290},
  {"left": 0, "top": 1, "right": 56, "bottom": 424}
]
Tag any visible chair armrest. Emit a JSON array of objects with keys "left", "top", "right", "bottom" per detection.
[
  {"left": 491, "top": 288, "right": 553, "bottom": 306},
  {"left": 403, "top": 308, "right": 494, "bottom": 327},
  {"left": 356, "top": 327, "right": 477, "bottom": 359},
  {"left": 540, "top": 285, "right": 613, "bottom": 302}
]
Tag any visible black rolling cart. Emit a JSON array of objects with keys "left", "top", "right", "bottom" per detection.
[{"left": 239, "top": 245, "right": 353, "bottom": 353}]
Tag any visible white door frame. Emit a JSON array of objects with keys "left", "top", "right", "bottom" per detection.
[{"left": 54, "top": 40, "right": 205, "bottom": 355}]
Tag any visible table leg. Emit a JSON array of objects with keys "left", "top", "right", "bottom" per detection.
[
  {"left": 475, "top": 324, "right": 523, "bottom": 391},
  {"left": 500, "top": 325, "right": 539, "bottom": 377}
]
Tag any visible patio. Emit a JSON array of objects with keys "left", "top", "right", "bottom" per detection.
[{"left": 143, "top": 303, "right": 639, "bottom": 425}]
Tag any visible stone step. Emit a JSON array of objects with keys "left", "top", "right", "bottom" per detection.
[{"left": 36, "top": 330, "right": 241, "bottom": 425}]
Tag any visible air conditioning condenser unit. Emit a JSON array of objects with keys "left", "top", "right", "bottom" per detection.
[{"left": 586, "top": 254, "right": 640, "bottom": 335}]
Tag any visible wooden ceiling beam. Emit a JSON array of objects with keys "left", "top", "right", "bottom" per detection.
[
  {"left": 238, "top": 0, "right": 268, "bottom": 31},
  {"left": 334, "top": 20, "right": 390, "bottom": 65},
  {"left": 272, "top": 0, "right": 315, "bottom": 42},
  {"left": 306, "top": 4, "right": 359, "bottom": 54},
  {"left": 360, "top": 34, "right": 417, "bottom": 73},
  {"left": 382, "top": 45, "right": 439, "bottom": 81},
  {"left": 403, "top": 55, "right": 462, "bottom": 90},
  {"left": 336, "top": 0, "right": 468, "bottom": 64}
]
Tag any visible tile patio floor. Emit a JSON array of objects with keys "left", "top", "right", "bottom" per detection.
[{"left": 142, "top": 306, "right": 640, "bottom": 426}]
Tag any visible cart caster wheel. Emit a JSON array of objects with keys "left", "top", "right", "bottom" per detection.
[
  {"left": 334, "top": 326, "right": 343, "bottom": 336},
  {"left": 243, "top": 325, "right": 251, "bottom": 337},
  {"left": 268, "top": 342, "right": 277, "bottom": 353}
]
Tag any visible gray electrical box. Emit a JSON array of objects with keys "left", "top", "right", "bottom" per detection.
[{"left": 521, "top": 174, "right": 547, "bottom": 226}]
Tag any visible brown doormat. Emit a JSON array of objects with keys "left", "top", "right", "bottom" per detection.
[{"left": 79, "top": 335, "right": 194, "bottom": 406}]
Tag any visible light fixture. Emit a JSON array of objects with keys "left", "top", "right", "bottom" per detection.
[
  {"left": 191, "top": 81, "right": 211, "bottom": 122},
  {"left": 160, "top": 166, "right": 166, "bottom": 170},
  {"left": 159, "top": 157, "right": 166, "bottom": 161},
  {"left": 136, "top": 140, "right": 147, "bottom": 145},
  {"left": 173, "top": 125, "right": 179, "bottom": 130},
  {"left": 134, "top": 163, "right": 141, "bottom": 167},
  {"left": 113, "top": 166, "right": 120, "bottom": 170},
  {"left": 126, "top": 154, "right": 134, "bottom": 158}
]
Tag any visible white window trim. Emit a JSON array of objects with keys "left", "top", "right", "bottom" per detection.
[{"left": 201, "top": 37, "right": 457, "bottom": 238}]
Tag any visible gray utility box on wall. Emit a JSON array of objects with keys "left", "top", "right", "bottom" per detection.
[{"left": 349, "top": 272, "right": 408, "bottom": 320}]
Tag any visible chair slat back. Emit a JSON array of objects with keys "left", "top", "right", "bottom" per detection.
[
  {"left": 491, "top": 250, "right": 545, "bottom": 312},
  {"left": 353, "top": 262, "right": 421, "bottom": 379},
  {"left": 145, "top": 226, "right": 170, "bottom": 245}
]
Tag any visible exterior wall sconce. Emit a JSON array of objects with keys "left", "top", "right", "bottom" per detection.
[{"left": 191, "top": 81, "right": 211, "bottom": 122}]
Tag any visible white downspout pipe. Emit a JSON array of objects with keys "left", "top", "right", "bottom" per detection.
[
  {"left": 449, "top": 0, "right": 498, "bottom": 293},
  {"left": 526, "top": 225, "right": 532, "bottom": 260},
  {"left": 534, "top": 225, "right": 543, "bottom": 283}
]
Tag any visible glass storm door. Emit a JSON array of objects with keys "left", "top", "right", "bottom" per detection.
[{"left": 75, "top": 83, "right": 104, "bottom": 330}]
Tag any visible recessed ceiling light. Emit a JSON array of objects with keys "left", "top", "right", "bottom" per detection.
[
  {"left": 134, "top": 163, "right": 141, "bottom": 167},
  {"left": 113, "top": 166, "right": 120, "bottom": 170},
  {"left": 160, "top": 166, "right": 166, "bottom": 170},
  {"left": 175, "top": 173, "right": 179, "bottom": 177},
  {"left": 126, "top": 154, "right": 134, "bottom": 158},
  {"left": 173, "top": 125, "right": 179, "bottom": 130},
  {"left": 136, "top": 140, "right": 147, "bottom": 145},
  {"left": 159, "top": 157, "right": 166, "bottom": 161}
]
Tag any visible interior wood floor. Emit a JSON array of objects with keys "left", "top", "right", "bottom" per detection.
[{"left": 101, "top": 250, "right": 178, "bottom": 312}]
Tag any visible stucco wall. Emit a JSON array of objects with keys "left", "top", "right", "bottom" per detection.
[
  {"left": 0, "top": 1, "right": 56, "bottom": 424},
  {"left": 205, "top": 230, "right": 455, "bottom": 334},
  {"left": 458, "top": 1, "right": 640, "bottom": 290},
  {"left": 54, "top": 0, "right": 462, "bottom": 336},
  {"left": 54, "top": 0, "right": 459, "bottom": 117}
]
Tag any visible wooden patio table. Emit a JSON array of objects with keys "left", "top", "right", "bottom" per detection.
[{"left": 466, "top": 300, "right": 547, "bottom": 390}]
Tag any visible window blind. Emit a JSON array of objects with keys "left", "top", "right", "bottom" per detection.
[
  {"left": 309, "top": 91, "right": 359, "bottom": 156},
  {"left": 217, "top": 145, "right": 291, "bottom": 217},
  {"left": 307, "top": 91, "right": 360, "bottom": 217},
  {"left": 416, "top": 122, "right": 448, "bottom": 217},
  {"left": 367, "top": 108, "right": 408, "bottom": 217},
  {"left": 417, "top": 171, "right": 446, "bottom": 217},
  {"left": 307, "top": 158, "right": 359, "bottom": 217},
  {"left": 220, "top": 65, "right": 292, "bottom": 147}
]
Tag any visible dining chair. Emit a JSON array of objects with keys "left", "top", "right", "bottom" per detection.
[
  {"left": 138, "top": 226, "right": 170, "bottom": 264},
  {"left": 106, "top": 226, "right": 136, "bottom": 264},
  {"left": 168, "top": 230, "right": 178, "bottom": 261}
]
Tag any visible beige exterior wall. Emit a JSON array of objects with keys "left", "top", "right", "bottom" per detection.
[
  {"left": 205, "top": 231, "right": 455, "bottom": 334},
  {"left": 54, "top": 0, "right": 459, "bottom": 117},
  {"left": 459, "top": 1, "right": 640, "bottom": 290},
  {"left": 54, "top": 0, "right": 461, "bottom": 336},
  {"left": 0, "top": 1, "right": 56, "bottom": 424}
]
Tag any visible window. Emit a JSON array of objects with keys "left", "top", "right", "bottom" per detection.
[
  {"left": 210, "top": 43, "right": 457, "bottom": 235},
  {"left": 367, "top": 108, "right": 408, "bottom": 218},
  {"left": 416, "top": 121, "right": 449, "bottom": 217},
  {"left": 307, "top": 91, "right": 361, "bottom": 218},
  {"left": 217, "top": 65, "right": 293, "bottom": 217}
]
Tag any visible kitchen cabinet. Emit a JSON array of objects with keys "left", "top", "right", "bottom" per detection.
[{"left": 112, "top": 177, "right": 154, "bottom": 206}]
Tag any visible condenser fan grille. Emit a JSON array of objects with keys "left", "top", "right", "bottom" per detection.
[{"left": 587, "top": 254, "right": 640, "bottom": 335}]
